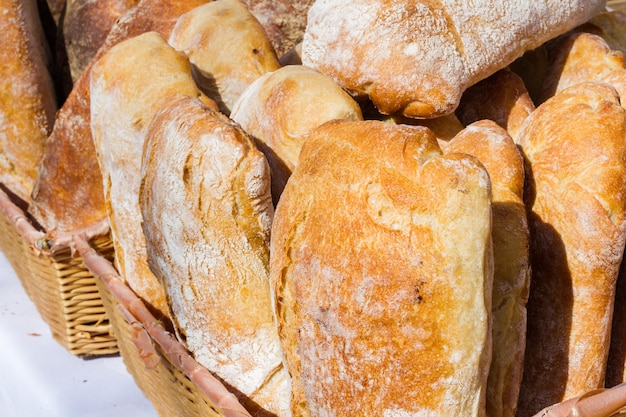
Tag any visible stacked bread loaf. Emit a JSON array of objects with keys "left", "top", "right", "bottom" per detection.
[{"left": 5, "top": 0, "right": 626, "bottom": 416}]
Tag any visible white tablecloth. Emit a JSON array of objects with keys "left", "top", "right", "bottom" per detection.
[{"left": 0, "top": 250, "right": 158, "bottom": 417}]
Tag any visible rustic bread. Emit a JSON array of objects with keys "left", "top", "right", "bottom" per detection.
[
  {"left": 141, "top": 95, "right": 289, "bottom": 416},
  {"left": 0, "top": 0, "right": 57, "bottom": 204},
  {"left": 540, "top": 32, "right": 626, "bottom": 106},
  {"left": 383, "top": 113, "right": 465, "bottom": 150},
  {"left": 29, "top": 0, "right": 209, "bottom": 246},
  {"left": 169, "top": 0, "right": 281, "bottom": 115},
  {"left": 241, "top": 0, "right": 314, "bottom": 58},
  {"left": 230, "top": 65, "right": 363, "bottom": 204},
  {"left": 301, "top": 0, "right": 606, "bottom": 118},
  {"left": 62, "top": 0, "right": 137, "bottom": 82},
  {"left": 516, "top": 81, "right": 626, "bottom": 416},
  {"left": 455, "top": 68, "right": 535, "bottom": 143},
  {"left": 90, "top": 31, "right": 214, "bottom": 321},
  {"left": 270, "top": 119, "right": 493, "bottom": 416},
  {"left": 445, "top": 120, "right": 530, "bottom": 417}
]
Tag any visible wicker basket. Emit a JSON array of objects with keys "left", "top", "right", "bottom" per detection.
[
  {"left": 0, "top": 187, "right": 118, "bottom": 356},
  {"left": 75, "top": 235, "right": 253, "bottom": 417}
]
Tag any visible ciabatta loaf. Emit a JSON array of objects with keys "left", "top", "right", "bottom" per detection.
[
  {"left": 456, "top": 68, "right": 535, "bottom": 144},
  {"left": 169, "top": 0, "right": 281, "bottom": 115},
  {"left": 230, "top": 64, "right": 363, "bottom": 204},
  {"left": 141, "top": 96, "right": 289, "bottom": 416},
  {"left": 0, "top": 0, "right": 57, "bottom": 204},
  {"left": 90, "top": 31, "right": 213, "bottom": 321},
  {"left": 445, "top": 120, "right": 530, "bottom": 417},
  {"left": 270, "top": 119, "right": 493, "bottom": 416},
  {"left": 516, "top": 81, "right": 626, "bottom": 416},
  {"left": 301, "top": 0, "right": 606, "bottom": 118},
  {"left": 29, "top": 0, "right": 209, "bottom": 245}
]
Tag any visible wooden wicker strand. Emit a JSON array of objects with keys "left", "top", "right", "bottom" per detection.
[{"left": 75, "top": 234, "right": 253, "bottom": 417}]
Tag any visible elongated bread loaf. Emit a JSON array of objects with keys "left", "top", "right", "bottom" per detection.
[
  {"left": 0, "top": 0, "right": 57, "bottom": 204},
  {"left": 169, "top": 0, "right": 281, "bottom": 115},
  {"left": 90, "top": 31, "right": 213, "bottom": 321},
  {"left": 301, "top": 0, "right": 606, "bottom": 118},
  {"left": 270, "top": 119, "right": 493, "bottom": 416},
  {"left": 141, "top": 96, "right": 289, "bottom": 416},
  {"left": 29, "top": 0, "right": 209, "bottom": 245},
  {"left": 230, "top": 64, "right": 363, "bottom": 204},
  {"left": 445, "top": 120, "right": 530, "bottom": 417},
  {"left": 516, "top": 81, "right": 626, "bottom": 416}
]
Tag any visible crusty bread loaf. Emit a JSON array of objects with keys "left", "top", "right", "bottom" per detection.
[
  {"left": 270, "top": 119, "right": 493, "bottom": 416},
  {"left": 90, "top": 31, "right": 214, "bottom": 321},
  {"left": 62, "top": 0, "right": 137, "bottom": 82},
  {"left": 539, "top": 32, "right": 626, "bottom": 107},
  {"left": 0, "top": 0, "right": 57, "bottom": 204},
  {"left": 456, "top": 68, "right": 536, "bottom": 144},
  {"left": 29, "top": 0, "right": 209, "bottom": 245},
  {"left": 383, "top": 113, "right": 464, "bottom": 150},
  {"left": 516, "top": 81, "right": 626, "bottom": 416},
  {"left": 231, "top": 65, "right": 363, "bottom": 204},
  {"left": 445, "top": 120, "right": 530, "bottom": 417},
  {"left": 169, "top": 0, "right": 281, "bottom": 115},
  {"left": 301, "top": 0, "right": 606, "bottom": 118},
  {"left": 241, "top": 0, "right": 314, "bottom": 57},
  {"left": 140, "top": 95, "right": 289, "bottom": 416}
]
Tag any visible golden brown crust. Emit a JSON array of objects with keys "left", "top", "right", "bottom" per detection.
[
  {"left": 540, "top": 32, "right": 626, "bottom": 105},
  {"left": 0, "top": 0, "right": 57, "bottom": 204},
  {"left": 517, "top": 81, "right": 626, "bottom": 416},
  {"left": 169, "top": 0, "right": 281, "bottom": 115},
  {"left": 63, "top": 0, "right": 137, "bottom": 82},
  {"left": 456, "top": 68, "right": 536, "bottom": 144},
  {"left": 141, "top": 96, "right": 289, "bottom": 416},
  {"left": 28, "top": 0, "right": 209, "bottom": 241},
  {"left": 230, "top": 65, "right": 363, "bottom": 204},
  {"left": 270, "top": 119, "right": 493, "bottom": 416},
  {"left": 301, "top": 0, "right": 605, "bottom": 118},
  {"left": 445, "top": 120, "right": 530, "bottom": 417}
]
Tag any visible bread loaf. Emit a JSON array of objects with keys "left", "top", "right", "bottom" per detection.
[
  {"left": 301, "top": 0, "right": 606, "bottom": 118},
  {"left": 445, "top": 120, "right": 530, "bottom": 417},
  {"left": 0, "top": 0, "right": 57, "bottom": 204},
  {"left": 516, "top": 81, "right": 626, "bottom": 416},
  {"left": 168, "top": 0, "right": 281, "bottom": 115},
  {"left": 62, "top": 0, "right": 137, "bottom": 82},
  {"left": 90, "top": 31, "right": 214, "bottom": 321},
  {"left": 231, "top": 65, "right": 363, "bottom": 204},
  {"left": 455, "top": 68, "right": 536, "bottom": 143},
  {"left": 270, "top": 119, "right": 493, "bottom": 416},
  {"left": 241, "top": 0, "right": 314, "bottom": 57},
  {"left": 141, "top": 96, "right": 289, "bottom": 416},
  {"left": 539, "top": 32, "right": 626, "bottom": 108},
  {"left": 29, "top": 0, "right": 209, "bottom": 245}
]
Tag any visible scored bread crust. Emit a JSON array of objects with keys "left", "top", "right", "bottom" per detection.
[
  {"left": 270, "top": 119, "right": 493, "bottom": 416},
  {"left": 516, "top": 81, "right": 626, "bottom": 416},
  {"left": 301, "top": 0, "right": 606, "bottom": 119},
  {"left": 141, "top": 96, "right": 289, "bottom": 417},
  {"left": 445, "top": 120, "right": 530, "bottom": 417},
  {"left": 0, "top": 0, "right": 57, "bottom": 204}
]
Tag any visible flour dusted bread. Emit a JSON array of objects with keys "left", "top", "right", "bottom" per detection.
[
  {"left": 301, "top": 0, "right": 606, "bottom": 118},
  {"left": 141, "top": 96, "right": 289, "bottom": 416},
  {"left": 169, "top": 0, "right": 281, "bottom": 115},
  {"left": 445, "top": 120, "right": 530, "bottom": 417},
  {"left": 456, "top": 68, "right": 535, "bottom": 144},
  {"left": 62, "top": 0, "right": 137, "bottom": 82},
  {"left": 516, "top": 82, "right": 626, "bottom": 416},
  {"left": 540, "top": 32, "right": 626, "bottom": 106},
  {"left": 270, "top": 119, "right": 493, "bottom": 416},
  {"left": 29, "top": 0, "right": 209, "bottom": 243},
  {"left": 0, "top": 0, "right": 57, "bottom": 204},
  {"left": 90, "top": 31, "right": 213, "bottom": 321},
  {"left": 231, "top": 65, "right": 363, "bottom": 203}
]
